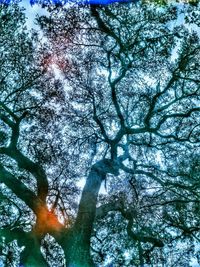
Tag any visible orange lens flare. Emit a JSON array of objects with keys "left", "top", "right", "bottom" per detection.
[{"left": 35, "top": 206, "right": 62, "bottom": 234}]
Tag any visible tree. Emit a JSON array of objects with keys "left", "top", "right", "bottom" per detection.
[
  {"left": 0, "top": 3, "right": 66, "bottom": 266},
  {"left": 0, "top": 1, "right": 200, "bottom": 267}
]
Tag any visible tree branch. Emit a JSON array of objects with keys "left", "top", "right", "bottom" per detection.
[
  {"left": 2, "top": 148, "right": 48, "bottom": 203},
  {"left": 0, "top": 163, "right": 41, "bottom": 212}
]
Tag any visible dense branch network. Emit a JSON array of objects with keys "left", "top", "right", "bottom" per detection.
[{"left": 0, "top": 2, "right": 199, "bottom": 267}]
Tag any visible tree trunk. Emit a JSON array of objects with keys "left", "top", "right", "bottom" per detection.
[{"left": 67, "top": 161, "right": 107, "bottom": 267}]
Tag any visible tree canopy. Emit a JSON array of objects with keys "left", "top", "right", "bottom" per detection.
[{"left": 0, "top": 1, "right": 200, "bottom": 267}]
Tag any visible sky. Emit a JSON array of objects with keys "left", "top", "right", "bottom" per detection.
[
  {"left": 26, "top": 0, "right": 137, "bottom": 4},
  {"left": 20, "top": 0, "right": 49, "bottom": 29}
]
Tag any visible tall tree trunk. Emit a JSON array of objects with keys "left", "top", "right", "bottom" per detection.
[
  {"left": 67, "top": 159, "right": 118, "bottom": 267},
  {"left": 69, "top": 161, "right": 105, "bottom": 266}
]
